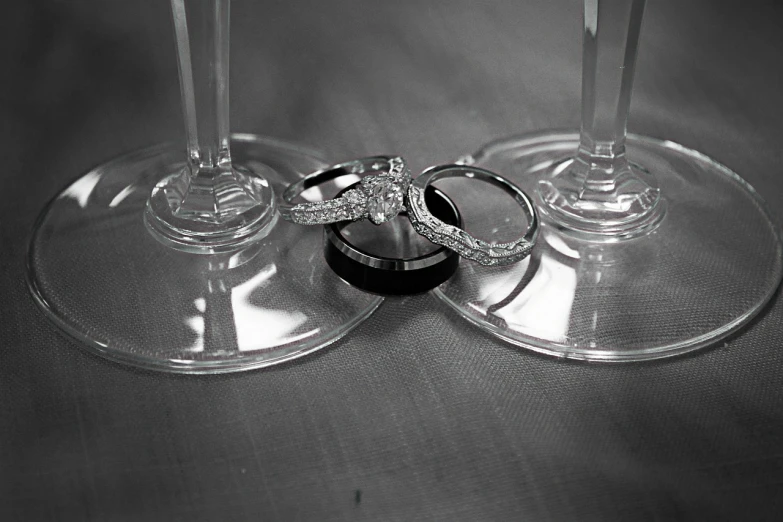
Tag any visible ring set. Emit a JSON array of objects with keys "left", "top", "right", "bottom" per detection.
[{"left": 279, "top": 156, "right": 539, "bottom": 294}]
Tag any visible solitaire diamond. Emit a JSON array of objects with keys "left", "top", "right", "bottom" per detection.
[{"left": 366, "top": 179, "right": 405, "bottom": 225}]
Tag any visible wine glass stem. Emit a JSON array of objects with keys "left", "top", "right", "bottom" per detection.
[
  {"left": 173, "top": 0, "right": 232, "bottom": 173},
  {"left": 537, "top": 0, "right": 663, "bottom": 237},
  {"left": 578, "top": 0, "right": 644, "bottom": 165},
  {"left": 144, "top": 0, "right": 276, "bottom": 252}
]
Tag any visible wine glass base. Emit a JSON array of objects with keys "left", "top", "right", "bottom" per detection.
[
  {"left": 144, "top": 162, "right": 279, "bottom": 255},
  {"left": 437, "top": 131, "right": 783, "bottom": 362},
  {"left": 27, "top": 134, "right": 383, "bottom": 373}
]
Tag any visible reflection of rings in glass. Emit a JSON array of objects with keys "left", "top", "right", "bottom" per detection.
[
  {"left": 324, "top": 184, "right": 462, "bottom": 295},
  {"left": 407, "top": 164, "right": 539, "bottom": 266},
  {"left": 279, "top": 156, "right": 411, "bottom": 225}
]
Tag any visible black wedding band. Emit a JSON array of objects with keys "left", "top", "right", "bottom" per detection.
[{"left": 324, "top": 185, "right": 462, "bottom": 295}]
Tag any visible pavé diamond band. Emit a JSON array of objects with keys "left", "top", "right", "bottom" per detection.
[
  {"left": 407, "top": 165, "right": 539, "bottom": 266},
  {"left": 279, "top": 156, "right": 411, "bottom": 226}
]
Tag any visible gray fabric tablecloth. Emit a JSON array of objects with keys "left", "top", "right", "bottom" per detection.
[{"left": 2, "top": 1, "right": 782, "bottom": 520}]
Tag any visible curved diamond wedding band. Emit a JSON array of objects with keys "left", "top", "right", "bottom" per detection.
[
  {"left": 407, "top": 165, "right": 539, "bottom": 266},
  {"left": 279, "top": 156, "right": 411, "bottom": 225}
]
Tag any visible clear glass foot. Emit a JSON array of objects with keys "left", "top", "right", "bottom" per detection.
[
  {"left": 27, "top": 135, "right": 383, "bottom": 373},
  {"left": 145, "top": 161, "right": 277, "bottom": 254},
  {"left": 439, "top": 131, "right": 783, "bottom": 361},
  {"left": 537, "top": 145, "right": 665, "bottom": 239}
]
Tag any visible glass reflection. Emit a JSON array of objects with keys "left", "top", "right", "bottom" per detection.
[{"left": 60, "top": 172, "right": 101, "bottom": 208}]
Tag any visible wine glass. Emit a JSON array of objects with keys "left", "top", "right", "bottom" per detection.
[
  {"left": 26, "top": 0, "right": 382, "bottom": 373},
  {"left": 435, "top": 0, "right": 782, "bottom": 361}
]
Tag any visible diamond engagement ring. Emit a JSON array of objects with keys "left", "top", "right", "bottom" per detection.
[
  {"left": 407, "top": 165, "right": 539, "bottom": 266},
  {"left": 279, "top": 156, "right": 411, "bottom": 225}
]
